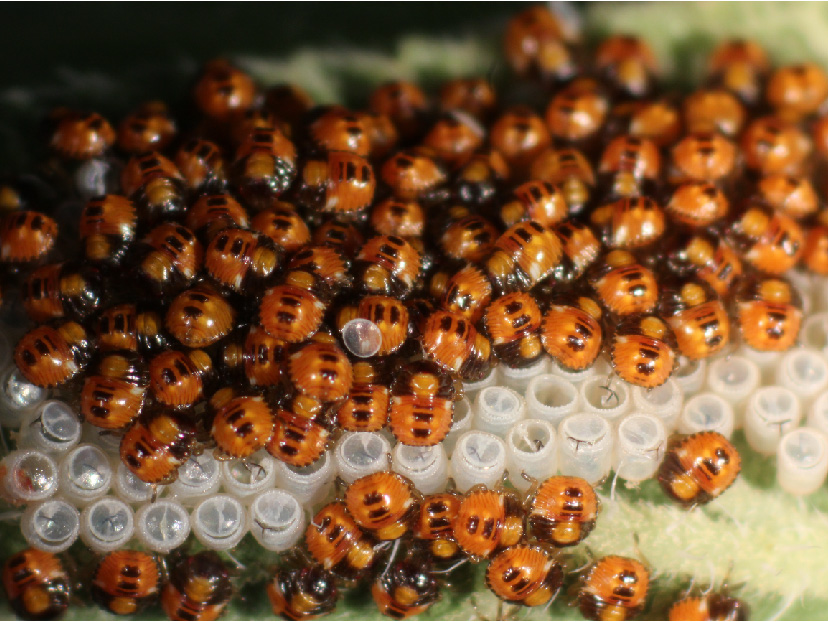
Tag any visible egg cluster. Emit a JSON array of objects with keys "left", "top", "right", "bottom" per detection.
[{"left": 3, "top": 4, "right": 828, "bottom": 620}]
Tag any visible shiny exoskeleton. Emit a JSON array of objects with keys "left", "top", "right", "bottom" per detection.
[
  {"left": 2, "top": 549, "right": 70, "bottom": 621},
  {"left": 486, "top": 544, "right": 563, "bottom": 607},
  {"left": 578, "top": 556, "right": 650, "bottom": 621},
  {"left": 91, "top": 550, "right": 160, "bottom": 616},
  {"left": 526, "top": 475, "right": 600, "bottom": 547},
  {"left": 372, "top": 556, "right": 440, "bottom": 619},
  {"left": 389, "top": 359, "right": 455, "bottom": 447},
  {"left": 161, "top": 552, "right": 233, "bottom": 621},
  {"left": 267, "top": 565, "right": 339, "bottom": 621},
  {"left": 15, "top": 321, "right": 92, "bottom": 387},
  {"left": 657, "top": 431, "right": 742, "bottom": 506},
  {"left": 81, "top": 350, "right": 148, "bottom": 430},
  {"left": 345, "top": 471, "right": 420, "bottom": 540},
  {"left": 120, "top": 411, "right": 197, "bottom": 485}
]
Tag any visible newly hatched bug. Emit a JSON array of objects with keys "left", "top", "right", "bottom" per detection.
[
  {"left": 2, "top": 548, "right": 70, "bottom": 621},
  {"left": 0, "top": 210, "right": 58, "bottom": 264},
  {"left": 148, "top": 348, "right": 212, "bottom": 409},
  {"left": 659, "top": 278, "right": 730, "bottom": 360},
  {"left": 353, "top": 234, "right": 422, "bottom": 298},
  {"left": 733, "top": 275, "right": 802, "bottom": 352},
  {"left": 551, "top": 219, "right": 602, "bottom": 283},
  {"left": 96, "top": 304, "right": 169, "bottom": 353},
  {"left": 258, "top": 284, "right": 326, "bottom": 344},
  {"left": 160, "top": 551, "right": 233, "bottom": 621},
  {"left": 682, "top": 88, "right": 746, "bottom": 136},
  {"left": 803, "top": 210, "right": 828, "bottom": 274},
  {"left": 305, "top": 501, "right": 377, "bottom": 580},
  {"left": 203, "top": 227, "right": 280, "bottom": 293},
  {"left": 453, "top": 486, "right": 524, "bottom": 560},
  {"left": 389, "top": 359, "right": 455, "bottom": 447},
  {"left": 297, "top": 150, "right": 376, "bottom": 218},
  {"left": 486, "top": 544, "right": 563, "bottom": 607},
  {"left": 237, "top": 325, "right": 285, "bottom": 387},
  {"left": 421, "top": 310, "right": 492, "bottom": 381},
  {"left": 232, "top": 126, "right": 298, "bottom": 210},
  {"left": 657, "top": 431, "right": 741, "bottom": 506},
  {"left": 353, "top": 295, "right": 410, "bottom": 357},
  {"left": 530, "top": 147, "right": 595, "bottom": 215},
  {"left": 380, "top": 149, "right": 446, "bottom": 201},
  {"left": 308, "top": 106, "right": 371, "bottom": 157},
  {"left": 120, "top": 151, "right": 187, "bottom": 223},
  {"left": 288, "top": 337, "right": 353, "bottom": 402},
  {"left": 312, "top": 219, "right": 365, "bottom": 258},
  {"left": 49, "top": 109, "right": 115, "bottom": 161},
  {"left": 135, "top": 222, "right": 203, "bottom": 296},
  {"left": 184, "top": 194, "right": 249, "bottom": 246},
  {"left": 578, "top": 555, "right": 650, "bottom": 621},
  {"left": 665, "top": 182, "right": 729, "bottom": 228},
  {"left": 663, "top": 233, "right": 742, "bottom": 298},
  {"left": 707, "top": 39, "right": 769, "bottom": 106},
  {"left": 610, "top": 314, "right": 678, "bottom": 388},
  {"left": 541, "top": 291, "right": 604, "bottom": 372},
  {"left": 483, "top": 292, "right": 544, "bottom": 368},
  {"left": 79, "top": 194, "right": 137, "bottom": 265},
  {"left": 439, "top": 77, "right": 497, "bottom": 122},
  {"left": 483, "top": 220, "right": 562, "bottom": 294},
  {"left": 668, "top": 591, "right": 749, "bottom": 621},
  {"left": 372, "top": 556, "right": 440, "bottom": 619},
  {"left": 725, "top": 202, "right": 803, "bottom": 275},
  {"left": 589, "top": 196, "right": 665, "bottom": 250},
  {"left": 440, "top": 215, "right": 500, "bottom": 265},
  {"left": 174, "top": 139, "right": 227, "bottom": 195},
  {"left": 740, "top": 115, "right": 810, "bottom": 176},
  {"left": 755, "top": 174, "right": 818, "bottom": 220},
  {"left": 285, "top": 244, "right": 351, "bottom": 298},
  {"left": 267, "top": 408, "right": 330, "bottom": 467},
  {"left": 334, "top": 359, "right": 390, "bottom": 432},
  {"left": 545, "top": 78, "right": 609, "bottom": 146},
  {"left": 22, "top": 261, "right": 105, "bottom": 323},
  {"left": 766, "top": 61, "right": 828, "bottom": 120},
  {"left": 489, "top": 106, "right": 551, "bottom": 177},
  {"left": 590, "top": 250, "right": 658, "bottom": 316},
  {"left": 598, "top": 135, "right": 660, "bottom": 198},
  {"left": 267, "top": 565, "right": 339, "bottom": 621},
  {"left": 452, "top": 150, "right": 509, "bottom": 207},
  {"left": 345, "top": 471, "right": 420, "bottom": 540},
  {"left": 211, "top": 394, "right": 274, "bottom": 459},
  {"left": 117, "top": 101, "right": 177, "bottom": 155},
  {"left": 526, "top": 475, "right": 599, "bottom": 547},
  {"left": 371, "top": 198, "right": 425, "bottom": 239},
  {"left": 91, "top": 550, "right": 160, "bottom": 616},
  {"left": 81, "top": 350, "right": 148, "bottom": 430},
  {"left": 499, "top": 180, "right": 569, "bottom": 228},
  {"left": 595, "top": 34, "right": 659, "bottom": 98},
  {"left": 440, "top": 263, "right": 493, "bottom": 323},
  {"left": 120, "top": 411, "right": 197, "bottom": 485},
  {"left": 669, "top": 132, "right": 737, "bottom": 184},
  {"left": 422, "top": 111, "right": 485, "bottom": 168},
  {"left": 369, "top": 81, "right": 429, "bottom": 141},
  {"left": 193, "top": 58, "right": 256, "bottom": 122},
  {"left": 251, "top": 204, "right": 311, "bottom": 252},
  {"left": 609, "top": 97, "right": 681, "bottom": 147},
  {"left": 15, "top": 321, "right": 91, "bottom": 388},
  {"left": 165, "top": 283, "right": 236, "bottom": 348},
  {"left": 503, "top": 5, "right": 576, "bottom": 82},
  {"left": 414, "top": 491, "right": 463, "bottom": 564}
]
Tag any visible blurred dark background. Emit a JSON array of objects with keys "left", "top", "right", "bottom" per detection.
[
  {"left": 2, "top": 3, "right": 532, "bottom": 87},
  {"left": 0, "top": 2, "right": 539, "bottom": 168}
]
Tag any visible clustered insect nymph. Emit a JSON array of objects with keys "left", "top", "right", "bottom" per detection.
[{"left": 6, "top": 3, "right": 828, "bottom": 620}]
